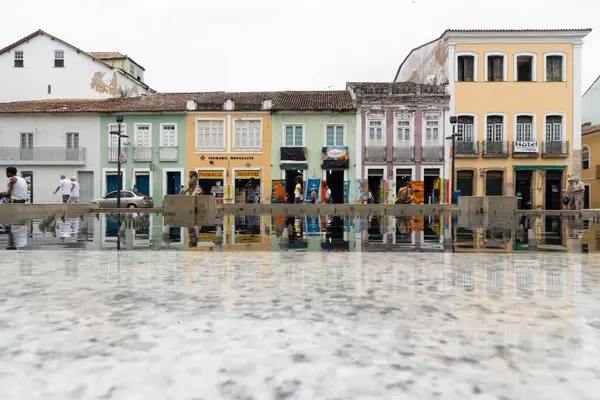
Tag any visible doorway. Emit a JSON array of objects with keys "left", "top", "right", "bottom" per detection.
[
  {"left": 367, "top": 169, "right": 385, "bottom": 204},
  {"left": 423, "top": 168, "right": 440, "bottom": 204},
  {"left": 515, "top": 170, "right": 533, "bottom": 210},
  {"left": 165, "top": 171, "right": 182, "bottom": 195},
  {"left": 135, "top": 172, "right": 150, "bottom": 196},
  {"left": 585, "top": 185, "right": 590, "bottom": 209},
  {"left": 21, "top": 171, "right": 33, "bottom": 203},
  {"left": 485, "top": 171, "right": 503, "bottom": 196},
  {"left": 456, "top": 170, "right": 474, "bottom": 197},
  {"left": 325, "top": 170, "right": 345, "bottom": 204},
  {"left": 544, "top": 170, "right": 563, "bottom": 210},
  {"left": 285, "top": 170, "right": 304, "bottom": 204},
  {"left": 106, "top": 173, "right": 121, "bottom": 195},
  {"left": 395, "top": 168, "right": 412, "bottom": 189},
  {"left": 77, "top": 171, "right": 94, "bottom": 203}
]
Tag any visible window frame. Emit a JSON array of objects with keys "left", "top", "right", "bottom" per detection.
[
  {"left": 367, "top": 116, "right": 386, "bottom": 147},
  {"left": 195, "top": 118, "right": 226, "bottom": 150},
  {"left": 324, "top": 124, "right": 346, "bottom": 146},
  {"left": 484, "top": 52, "right": 508, "bottom": 82},
  {"left": 14, "top": 50, "right": 24, "bottom": 68},
  {"left": 394, "top": 114, "right": 413, "bottom": 146},
  {"left": 582, "top": 146, "right": 590, "bottom": 170},
  {"left": 456, "top": 114, "right": 476, "bottom": 142},
  {"left": 66, "top": 132, "right": 79, "bottom": 149},
  {"left": 20, "top": 132, "right": 33, "bottom": 149},
  {"left": 513, "top": 113, "right": 537, "bottom": 142},
  {"left": 108, "top": 123, "right": 127, "bottom": 148},
  {"left": 544, "top": 113, "right": 566, "bottom": 142},
  {"left": 543, "top": 52, "right": 567, "bottom": 82},
  {"left": 134, "top": 123, "right": 152, "bottom": 148},
  {"left": 283, "top": 123, "right": 305, "bottom": 147},
  {"left": 484, "top": 113, "right": 507, "bottom": 142},
  {"left": 513, "top": 52, "right": 537, "bottom": 82},
  {"left": 54, "top": 50, "right": 65, "bottom": 68},
  {"left": 130, "top": 64, "right": 135, "bottom": 75},
  {"left": 455, "top": 52, "right": 478, "bottom": 82},
  {"left": 233, "top": 118, "right": 263, "bottom": 150},
  {"left": 159, "top": 123, "right": 178, "bottom": 147}
]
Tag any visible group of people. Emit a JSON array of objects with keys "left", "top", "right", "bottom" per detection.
[
  {"left": 180, "top": 171, "right": 259, "bottom": 203},
  {"left": 53, "top": 174, "right": 80, "bottom": 203},
  {"left": 562, "top": 176, "right": 585, "bottom": 210},
  {"left": 293, "top": 176, "right": 332, "bottom": 204}
]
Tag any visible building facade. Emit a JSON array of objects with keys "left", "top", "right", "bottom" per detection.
[
  {"left": 582, "top": 74, "right": 600, "bottom": 127},
  {"left": 395, "top": 29, "right": 591, "bottom": 209},
  {"left": 0, "top": 30, "right": 153, "bottom": 102},
  {"left": 271, "top": 91, "right": 356, "bottom": 204},
  {"left": 100, "top": 113, "right": 187, "bottom": 206},
  {"left": 581, "top": 123, "right": 598, "bottom": 208},
  {"left": 348, "top": 82, "right": 450, "bottom": 204}
]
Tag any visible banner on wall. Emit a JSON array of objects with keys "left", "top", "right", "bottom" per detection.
[
  {"left": 321, "top": 146, "right": 349, "bottom": 169},
  {"left": 411, "top": 181, "right": 425, "bottom": 204},
  {"left": 355, "top": 179, "right": 368, "bottom": 204},
  {"left": 304, "top": 178, "right": 321, "bottom": 203},
  {"left": 343, "top": 181, "right": 350, "bottom": 204},
  {"left": 306, "top": 216, "right": 321, "bottom": 236},
  {"left": 224, "top": 185, "right": 233, "bottom": 200},
  {"left": 271, "top": 180, "right": 286, "bottom": 203}
]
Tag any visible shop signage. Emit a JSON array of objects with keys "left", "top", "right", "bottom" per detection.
[
  {"left": 197, "top": 233, "right": 215, "bottom": 242},
  {"left": 235, "top": 170, "right": 261, "bottom": 179},
  {"left": 235, "top": 234, "right": 261, "bottom": 244},
  {"left": 197, "top": 170, "right": 224, "bottom": 179},
  {"left": 322, "top": 146, "right": 349, "bottom": 169},
  {"left": 327, "top": 148, "right": 343, "bottom": 158},
  {"left": 514, "top": 141, "right": 538, "bottom": 153},
  {"left": 206, "top": 156, "right": 255, "bottom": 161}
]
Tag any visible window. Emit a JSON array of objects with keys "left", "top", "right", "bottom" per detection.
[
  {"left": 457, "top": 55, "right": 475, "bottom": 82},
  {"left": 234, "top": 119, "right": 262, "bottom": 149},
  {"left": 583, "top": 147, "right": 590, "bottom": 169},
  {"left": 545, "top": 116, "right": 563, "bottom": 142},
  {"left": 486, "top": 116, "right": 504, "bottom": 142},
  {"left": 456, "top": 116, "right": 474, "bottom": 142},
  {"left": 425, "top": 121, "right": 439, "bottom": 142},
  {"left": 515, "top": 54, "right": 534, "bottom": 82},
  {"left": 130, "top": 64, "right": 135, "bottom": 75},
  {"left": 516, "top": 116, "right": 533, "bottom": 141},
  {"left": 108, "top": 123, "right": 126, "bottom": 147},
  {"left": 135, "top": 124, "right": 151, "bottom": 147},
  {"left": 20, "top": 132, "right": 33, "bottom": 148},
  {"left": 54, "top": 50, "right": 64, "bottom": 67},
  {"left": 486, "top": 55, "right": 505, "bottom": 82},
  {"left": 284, "top": 125, "right": 303, "bottom": 146},
  {"left": 160, "top": 124, "right": 177, "bottom": 147},
  {"left": 545, "top": 54, "right": 564, "bottom": 82},
  {"left": 326, "top": 125, "right": 344, "bottom": 146},
  {"left": 47, "top": 85, "right": 52, "bottom": 94},
  {"left": 368, "top": 120, "right": 383, "bottom": 145},
  {"left": 14, "top": 50, "right": 23, "bottom": 68},
  {"left": 196, "top": 119, "right": 224, "bottom": 149},
  {"left": 396, "top": 120, "right": 411, "bottom": 144},
  {"left": 66, "top": 133, "right": 79, "bottom": 149}
]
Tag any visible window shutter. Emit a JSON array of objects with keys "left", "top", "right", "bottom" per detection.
[
  {"left": 465, "top": 57, "right": 474, "bottom": 81},
  {"left": 465, "top": 124, "right": 473, "bottom": 142}
]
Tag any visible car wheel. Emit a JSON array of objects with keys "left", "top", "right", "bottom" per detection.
[{"left": 127, "top": 204, "right": 137, "bottom": 208}]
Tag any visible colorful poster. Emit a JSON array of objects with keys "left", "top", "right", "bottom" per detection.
[
  {"left": 355, "top": 179, "right": 369, "bottom": 204},
  {"left": 304, "top": 178, "right": 321, "bottom": 203},
  {"left": 411, "top": 181, "right": 425, "bottom": 204},
  {"left": 343, "top": 181, "right": 350, "bottom": 204},
  {"left": 306, "top": 216, "right": 321, "bottom": 236},
  {"left": 271, "top": 180, "right": 286, "bottom": 203}
]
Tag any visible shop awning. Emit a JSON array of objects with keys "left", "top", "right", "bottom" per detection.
[
  {"left": 280, "top": 164, "right": 308, "bottom": 170},
  {"left": 514, "top": 165, "right": 566, "bottom": 170}
]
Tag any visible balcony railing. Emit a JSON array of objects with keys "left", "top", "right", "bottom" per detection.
[
  {"left": 159, "top": 146, "right": 178, "bottom": 161},
  {"left": 393, "top": 146, "right": 415, "bottom": 162},
  {"left": 454, "top": 141, "right": 479, "bottom": 157},
  {"left": 512, "top": 141, "right": 539, "bottom": 157},
  {"left": 542, "top": 141, "right": 569, "bottom": 157},
  {"left": 364, "top": 146, "right": 387, "bottom": 163},
  {"left": 133, "top": 146, "right": 152, "bottom": 161},
  {"left": 421, "top": 145, "right": 444, "bottom": 163},
  {"left": 482, "top": 141, "right": 509, "bottom": 157},
  {"left": 0, "top": 147, "right": 86, "bottom": 164},
  {"left": 108, "top": 147, "right": 127, "bottom": 163}
]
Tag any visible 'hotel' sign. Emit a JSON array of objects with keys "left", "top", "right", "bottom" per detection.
[{"left": 514, "top": 141, "right": 538, "bottom": 153}]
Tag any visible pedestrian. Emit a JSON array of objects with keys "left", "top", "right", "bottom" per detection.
[
  {"left": 571, "top": 176, "right": 585, "bottom": 210},
  {"left": 68, "top": 177, "right": 80, "bottom": 203},
  {"left": 395, "top": 182, "right": 413, "bottom": 204},
  {"left": 53, "top": 174, "right": 72, "bottom": 203},
  {"left": 294, "top": 176, "right": 302, "bottom": 204},
  {"left": 325, "top": 184, "right": 332, "bottom": 204},
  {"left": 0, "top": 167, "right": 28, "bottom": 203},
  {"left": 181, "top": 171, "right": 199, "bottom": 195}
]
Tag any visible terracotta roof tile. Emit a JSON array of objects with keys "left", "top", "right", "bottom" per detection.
[
  {"left": 583, "top": 124, "right": 600, "bottom": 136},
  {"left": 88, "top": 52, "right": 126, "bottom": 60}
]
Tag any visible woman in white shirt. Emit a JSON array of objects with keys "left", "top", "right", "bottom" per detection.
[{"left": 68, "top": 177, "right": 80, "bottom": 203}]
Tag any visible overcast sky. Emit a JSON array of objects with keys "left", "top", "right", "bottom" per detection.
[{"left": 2, "top": 0, "right": 599, "bottom": 93}]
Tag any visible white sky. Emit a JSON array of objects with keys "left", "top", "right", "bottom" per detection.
[{"left": 2, "top": 0, "right": 599, "bottom": 93}]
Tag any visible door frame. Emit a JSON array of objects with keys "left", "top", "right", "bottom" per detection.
[
  {"left": 132, "top": 167, "right": 153, "bottom": 198},
  {"left": 585, "top": 183, "right": 591, "bottom": 209},
  {"left": 321, "top": 168, "right": 349, "bottom": 203},
  {"left": 163, "top": 167, "right": 185, "bottom": 196},
  {"left": 366, "top": 165, "right": 387, "bottom": 203},
  {"left": 231, "top": 167, "right": 262, "bottom": 203},
  {"left": 102, "top": 167, "right": 126, "bottom": 196},
  {"left": 456, "top": 168, "right": 476, "bottom": 197}
]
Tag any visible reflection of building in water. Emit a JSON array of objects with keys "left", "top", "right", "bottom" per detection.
[
  {"left": 454, "top": 226, "right": 513, "bottom": 253},
  {"left": 580, "top": 220, "right": 600, "bottom": 253},
  {"left": 187, "top": 215, "right": 270, "bottom": 252},
  {"left": 322, "top": 216, "right": 350, "bottom": 252},
  {"left": 5, "top": 223, "right": 28, "bottom": 249}
]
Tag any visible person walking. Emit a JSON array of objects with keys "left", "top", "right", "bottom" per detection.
[
  {"left": 181, "top": 171, "right": 200, "bottom": 195},
  {"left": 294, "top": 176, "right": 302, "bottom": 204},
  {"left": 0, "top": 167, "right": 28, "bottom": 203},
  {"left": 395, "top": 182, "right": 413, "bottom": 204},
  {"left": 68, "top": 177, "right": 80, "bottom": 203},
  {"left": 53, "top": 174, "right": 72, "bottom": 203},
  {"left": 325, "top": 184, "right": 332, "bottom": 204},
  {"left": 572, "top": 176, "right": 585, "bottom": 210}
]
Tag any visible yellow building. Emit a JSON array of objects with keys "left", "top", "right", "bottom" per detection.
[
  {"left": 581, "top": 122, "right": 598, "bottom": 208},
  {"left": 394, "top": 29, "right": 591, "bottom": 209}
]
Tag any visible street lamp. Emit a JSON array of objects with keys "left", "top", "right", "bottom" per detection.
[
  {"left": 109, "top": 115, "right": 128, "bottom": 209},
  {"left": 446, "top": 116, "right": 459, "bottom": 204}
]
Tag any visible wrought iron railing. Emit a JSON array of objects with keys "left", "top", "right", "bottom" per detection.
[
  {"left": 364, "top": 146, "right": 387, "bottom": 162},
  {"left": 421, "top": 145, "right": 444, "bottom": 162},
  {"left": 392, "top": 146, "right": 415, "bottom": 162},
  {"left": 542, "top": 141, "right": 569, "bottom": 156},
  {"left": 159, "top": 146, "right": 178, "bottom": 161},
  {"left": 133, "top": 146, "right": 152, "bottom": 162},
  {"left": 482, "top": 141, "right": 509, "bottom": 157},
  {"left": 455, "top": 141, "right": 479, "bottom": 156},
  {"left": 108, "top": 147, "right": 127, "bottom": 163},
  {"left": 0, "top": 147, "right": 86, "bottom": 162}
]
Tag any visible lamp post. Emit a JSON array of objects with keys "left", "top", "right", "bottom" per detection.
[
  {"left": 110, "top": 115, "right": 127, "bottom": 250},
  {"left": 446, "top": 116, "right": 459, "bottom": 204}
]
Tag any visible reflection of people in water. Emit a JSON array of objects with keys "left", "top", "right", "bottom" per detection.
[
  {"left": 188, "top": 227, "right": 198, "bottom": 247},
  {"left": 6, "top": 224, "right": 28, "bottom": 249}
]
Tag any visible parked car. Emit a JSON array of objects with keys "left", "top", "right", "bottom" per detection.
[{"left": 90, "top": 190, "right": 154, "bottom": 208}]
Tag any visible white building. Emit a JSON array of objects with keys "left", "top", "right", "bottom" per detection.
[
  {"left": 0, "top": 30, "right": 154, "bottom": 102},
  {"left": 0, "top": 113, "right": 101, "bottom": 204}
]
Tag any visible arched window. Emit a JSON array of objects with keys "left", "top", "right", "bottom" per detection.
[{"left": 582, "top": 146, "right": 590, "bottom": 170}]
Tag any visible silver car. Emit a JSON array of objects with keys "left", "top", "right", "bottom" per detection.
[{"left": 91, "top": 190, "right": 154, "bottom": 208}]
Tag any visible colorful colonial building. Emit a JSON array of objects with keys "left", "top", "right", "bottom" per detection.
[{"left": 395, "top": 29, "right": 591, "bottom": 209}]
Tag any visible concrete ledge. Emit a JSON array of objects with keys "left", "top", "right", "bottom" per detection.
[{"left": 0, "top": 203, "right": 101, "bottom": 223}]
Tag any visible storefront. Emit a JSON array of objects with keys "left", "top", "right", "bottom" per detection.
[
  {"left": 322, "top": 146, "right": 350, "bottom": 204},
  {"left": 233, "top": 169, "right": 262, "bottom": 204},
  {"left": 196, "top": 169, "right": 225, "bottom": 203}
]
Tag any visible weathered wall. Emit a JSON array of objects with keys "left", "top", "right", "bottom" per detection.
[
  {"left": 394, "top": 38, "right": 448, "bottom": 85},
  {"left": 582, "top": 132, "right": 600, "bottom": 208}
]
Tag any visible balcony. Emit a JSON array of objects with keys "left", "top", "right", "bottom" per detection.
[
  {"left": 512, "top": 141, "right": 539, "bottom": 158},
  {"left": 133, "top": 146, "right": 152, "bottom": 162},
  {"left": 454, "top": 141, "right": 479, "bottom": 157},
  {"left": 392, "top": 146, "right": 415, "bottom": 162},
  {"left": 421, "top": 146, "right": 444, "bottom": 163},
  {"left": 482, "top": 141, "right": 509, "bottom": 158},
  {"left": 542, "top": 141, "right": 569, "bottom": 157},
  {"left": 364, "top": 146, "right": 387, "bottom": 163},
  {"left": 108, "top": 147, "right": 127, "bottom": 163},
  {"left": 159, "top": 146, "right": 178, "bottom": 161},
  {"left": 0, "top": 147, "right": 86, "bottom": 165}
]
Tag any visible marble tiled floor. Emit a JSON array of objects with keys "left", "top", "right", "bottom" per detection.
[{"left": 1, "top": 251, "right": 599, "bottom": 399}]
